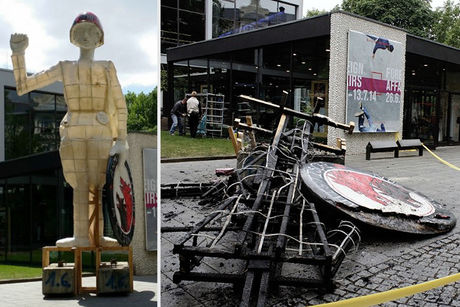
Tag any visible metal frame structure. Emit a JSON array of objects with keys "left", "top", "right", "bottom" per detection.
[{"left": 163, "top": 93, "right": 360, "bottom": 306}]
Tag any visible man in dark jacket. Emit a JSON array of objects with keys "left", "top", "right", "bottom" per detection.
[{"left": 169, "top": 98, "right": 187, "bottom": 135}]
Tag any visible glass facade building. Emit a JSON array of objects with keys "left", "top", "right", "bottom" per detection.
[
  {"left": 161, "top": 0, "right": 302, "bottom": 53},
  {"left": 0, "top": 69, "right": 73, "bottom": 265},
  {"left": 212, "top": 0, "right": 297, "bottom": 38},
  {"left": 404, "top": 53, "right": 460, "bottom": 145},
  {"left": 168, "top": 36, "right": 330, "bottom": 136},
  {"left": 0, "top": 158, "right": 71, "bottom": 265},
  {"left": 161, "top": 0, "right": 206, "bottom": 51},
  {"left": 4, "top": 88, "right": 66, "bottom": 160},
  {"left": 166, "top": 12, "right": 460, "bottom": 147}
]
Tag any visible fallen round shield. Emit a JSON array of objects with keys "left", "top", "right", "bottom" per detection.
[
  {"left": 300, "top": 162, "right": 456, "bottom": 234},
  {"left": 103, "top": 154, "right": 135, "bottom": 246}
]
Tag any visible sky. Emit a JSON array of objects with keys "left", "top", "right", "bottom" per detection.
[
  {"left": 303, "top": 0, "right": 453, "bottom": 14},
  {"left": 0, "top": 0, "right": 158, "bottom": 94}
]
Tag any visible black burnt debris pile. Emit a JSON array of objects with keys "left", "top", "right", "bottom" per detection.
[{"left": 161, "top": 92, "right": 456, "bottom": 307}]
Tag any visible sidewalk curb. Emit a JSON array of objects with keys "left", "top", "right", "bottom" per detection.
[
  {"left": 0, "top": 273, "right": 95, "bottom": 284},
  {"left": 0, "top": 277, "right": 42, "bottom": 284},
  {"left": 161, "top": 155, "right": 236, "bottom": 163}
]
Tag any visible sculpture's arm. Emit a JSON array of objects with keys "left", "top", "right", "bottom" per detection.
[
  {"left": 108, "top": 61, "right": 129, "bottom": 159},
  {"left": 10, "top": 34, "right": 61, "bottom": 95},
  {"left": 108, "top": 61, "right": 127, "bottom": 141}
]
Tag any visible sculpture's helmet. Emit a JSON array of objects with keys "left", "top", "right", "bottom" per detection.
[{"left": 70, "top": 12, "right": 104, "bottom": 47}]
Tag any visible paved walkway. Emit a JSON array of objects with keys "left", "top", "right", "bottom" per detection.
[
  {"left": 161, "top": 146, "right": 460, "bottom": 306},
  {"left": 0, "top": 275, "right": 157, "bottom": 307}
]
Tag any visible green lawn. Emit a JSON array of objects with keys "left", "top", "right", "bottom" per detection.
[
  {"left": 0, "top": 264, "right": 42, "bottom": 280},
  {"left": 161, "top": 131, "right": 235, "bottom": 158},
  {"left": 0, "top": 250, "right": 128, "bottom": 280}
]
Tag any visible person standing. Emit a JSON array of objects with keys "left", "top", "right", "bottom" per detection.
[
  {"left": 169, "top": 98, "right": 187, "bottom": 135},
  {"left": 187, "top": 91, "right": 201, "bottom": 138}
]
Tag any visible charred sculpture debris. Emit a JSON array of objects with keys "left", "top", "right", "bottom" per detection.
[{"left": 162, "top": 92, "right": 455, "bottom": 306}]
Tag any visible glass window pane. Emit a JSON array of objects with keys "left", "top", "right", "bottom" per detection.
[
  {"left": 6, "top": 178, "right": 30, "bottom": 264},
  {"left": 0, "top": 183, "right": 6, "bottom": 262},
  {"left": 237, "top": 0, "right": 257, "bottom": 27},
  {"left": 179, "top": 11, "right": 205, "bottom": 44},
  {"left": 233, "top": 48, "right": 258, "bottom": 68},
  {"left": 180, "top": 0, "right": 205, "bottom": 13},
  {"left": 189, "top": 58, "right": 208, "bottom": 95},
  {"left": 31, "top": 177, "right": 58, "bottom": 248},
  {"left": 263, "top": 42, "right": 291, "bottom": 71},
  {"left": 173, "top": 61, "right": 189, "bottom": 103},
  {"left": 56, "top": 95, "right": 66, "bottom": 147},
  {"left": 161, "top": 6, "right": 179, "bottom": 51},
  {"left": 213, "top": 1, "right": 237, "bottom": 37},
  {"left": 4, "top": 88, "right": 32, "bottom": 159},
  {"left": 258, "top": 0, "right": 279, "bottom": 27},
  {"left": 281, "top": 3, "right": 296, "bottom": 20},
  {"left": 214, "top": 17, "right": 235, "bottom": 37},
  {"left": 30, "top": 92, "right": 56, "bottom": 153},
  {"left": 162, "top": 0, "right": 177, "bottom": 8},
  {"left": 55, "top": 95, "right": 66, "bottom": 112}
]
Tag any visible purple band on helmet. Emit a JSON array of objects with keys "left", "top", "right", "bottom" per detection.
[
  {"left": 70, "top": 11, "right": 104, "bottom": 47},
  {"left": 72, "top": 12, "right": 103, "bottom": 32}
]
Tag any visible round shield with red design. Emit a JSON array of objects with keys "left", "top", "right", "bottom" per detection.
[
  {"left": 300, "top": 162, "right": 456, "bottom": 234},
  {"left": 103, "top": 154, "right": 135, "bottom": 246}
]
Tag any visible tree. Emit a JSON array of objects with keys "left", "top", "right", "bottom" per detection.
[
  {"left": 305, "top": 5, "right": 340, "bottom": 18},
  {"left": 305, "top": 8, "right": 328, "bottom": 18},
  {"left": 126, "top": 88, "right": 157, "bottom": 133},
  {"left": 161, "top": 67, "right": 168, "bottom": 92},
  {"left": 341, "top": 0, "right": 435, "bottom": 38},
  {"left": 431, "top": 0, "right": 460, "bottom": 48}
]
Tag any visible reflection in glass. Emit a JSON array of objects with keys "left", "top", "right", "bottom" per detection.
[
  {"left": 161, "top": 6, "right": 179, "bottom": 51},
  {"left": 179, "top": 10, "right": 206, "bottom": 45},
  {"left": 214, "top": 0, "right": 298, "bottom": 37},
  {"left": 173, "top": 61, "right": 189, "bottom": 103},
  {"left": 0, "top": 183, "right": 5, "bottom": 262},
  {"left": 4, "top": 88, "right": 65, "bottom": 160},
  {"left": 0, "top": 171, "right": 72, "bottom": 265},
  {"left": 31, "top": 92, "right": 56, "bottom": 154},
  {"left": 209, "top": 55, "right": 232, "bottom": 123},
  {"left": 181, "top": 0, "right": 205, "bottom": 13},
  {"left": 162, "top": 0, "right": 178, "bottom": 9},
  {"left": 6, "top": 178, "right": 29, "bottom": 263},
  {"left": 161, "top": 1, "right": 206, "bottom": 52},
  {"left": 5, "top": 88, "right": 33, "bottom": 159},
  {"left": 189, "top": 59, "right": 208, "bottom": 94}
]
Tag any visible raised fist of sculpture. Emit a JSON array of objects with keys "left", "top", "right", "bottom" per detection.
[
  {"left": 10, "top": 33, "right": 29, "bottom": 54},
  {"left": 10, "top": 12, "right": 129, "bottom": 247}
]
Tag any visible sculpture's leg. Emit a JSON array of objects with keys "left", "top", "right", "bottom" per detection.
[
  {"left": 88, "top": 136, "right": 119, "bottom": 247},
  {"left": 98, "top": 187, "right": 118, "bottom": 247},
  {"left": 57, "top": 137, "right": 91, "bottom": 247},
  {"left": 56, "top": 187, "right": 90, "bottom": 247},
  {"left": 74, "top": 186, "right": 91, "bottom": 246}
]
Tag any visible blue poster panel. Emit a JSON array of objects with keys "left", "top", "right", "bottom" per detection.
[
  {"left": 346, "top": 30, "right": 404, "bottom": 133},
  {"left": 143, "top": 148, "right": 157, "bottom": 251}
]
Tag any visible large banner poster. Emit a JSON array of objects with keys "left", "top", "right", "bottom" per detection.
[
  {"left": 346, "top": 30, "right": 404, "bottom": 133},
  {"left": 143, "top": 148, "right": 157, "bottom": 251}
]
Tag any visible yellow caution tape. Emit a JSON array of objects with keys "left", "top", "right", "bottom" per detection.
[
  {"left": 421, "top": 143, "right": 460, "bottom": 171},
  {"left": 312, "top": 271, "right": 460, "bottom": 307}
]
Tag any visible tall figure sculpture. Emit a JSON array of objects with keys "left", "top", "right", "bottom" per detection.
[{"left": 10, "top": 12, "right": 128, "bottom": 247}]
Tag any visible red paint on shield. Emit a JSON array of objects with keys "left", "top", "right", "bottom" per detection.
[
  {"left": 116, "top": 177, "right": 134, "bottom": 232},
  {"left": 325, "top": 169, "right": 424, "bottom": 210}
]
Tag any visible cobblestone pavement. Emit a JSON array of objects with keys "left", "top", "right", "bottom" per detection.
[{"left": 161, "top": 146, "right": 460, "bottom": 306}]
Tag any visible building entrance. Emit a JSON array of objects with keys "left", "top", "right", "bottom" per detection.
[{"left": 449, "top": 93, "right": 460, "bottom": 142}]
